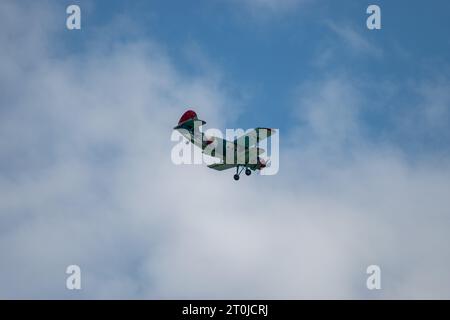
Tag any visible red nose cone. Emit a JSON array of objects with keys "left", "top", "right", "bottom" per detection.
[
  {"left": 259, "top": 158, "right": 267, "bottom": 168},
  {"left": 178, "top": 110, "right": 198, "bottom": 125}
]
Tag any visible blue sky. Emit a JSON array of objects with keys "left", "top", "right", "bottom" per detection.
[
  {"left": 57, "top": 0, "right": 450, "bottom": 155},
  {"left": 1, "top": 0, "right": 450, "bottom": 299}
]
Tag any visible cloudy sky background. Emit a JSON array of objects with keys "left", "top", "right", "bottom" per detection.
[{"left": 1, "top": 0, "right": 450, "bottom": 299}]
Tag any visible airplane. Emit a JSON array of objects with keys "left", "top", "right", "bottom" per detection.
[{"left": 173, "top": 110, "right": 276, "bottom": 181}]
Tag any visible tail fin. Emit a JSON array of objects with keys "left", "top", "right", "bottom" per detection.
[{"left": 174, "top": 110, "right": 206, "bottom": 130}]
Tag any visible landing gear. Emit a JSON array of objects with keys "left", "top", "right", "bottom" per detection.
[{"left": 233, "top": 166, "right": 251, "bottom": 181}]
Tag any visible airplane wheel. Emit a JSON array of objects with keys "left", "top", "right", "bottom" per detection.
[
  {"left": 233, "top": 174, "right": 240, "bottom": 181},
  {"left": 245, "top": 169, "right": 251, "bottom": 176}
]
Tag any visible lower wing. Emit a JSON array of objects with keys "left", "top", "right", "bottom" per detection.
[{"left": 207, "top": 163, "right": 237, "bottom": 171}]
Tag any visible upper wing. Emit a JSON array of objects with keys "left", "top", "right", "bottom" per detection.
[
  {"left": 207, "top": 163, "right": 237, "bottom": 171},
  {"left": 233, "top": 128, "right": 276, "bottom": 148}
]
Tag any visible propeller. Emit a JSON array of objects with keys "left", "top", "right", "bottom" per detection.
[{"left": 257, "top": 158, "right": 271, "bottom": 172}]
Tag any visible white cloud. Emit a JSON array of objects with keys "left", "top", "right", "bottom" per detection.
[
  {"left": 1, "top": 0, "right": 450, "bottom": 299},
  {"left": 292, "top": 75, "right": 362, "bottom": 151},
  {"left": 328, "top": 22, "right": 383, "bottom": 57},
  {"left": 225, "top": 0, "right": 310, "bottom": 20},
  {"left": 312, "top": 22, "right": 384, "bottom": 67}
]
